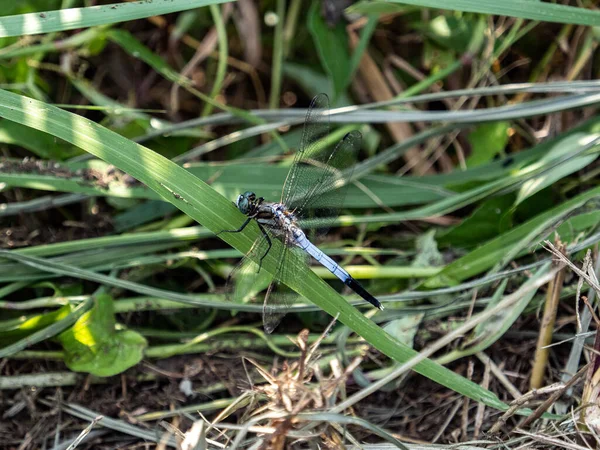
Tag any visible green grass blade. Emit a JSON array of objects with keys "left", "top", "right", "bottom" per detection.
[
  {"left": 0, "top": 0, "right": 232, "bottom": 37},
  {"left": 425, "top": 190, "right": 600, "bottom": 287},
  {"left": 202, "top": 4, "right": 228, "bottom": 117},
  {"left": 0, "top": 297, "right": 93, "bottom": 358},
  {"left": 351, "top": 0, "right": 600, "bottom": 27}
]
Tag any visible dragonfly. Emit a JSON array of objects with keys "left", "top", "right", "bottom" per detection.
[{"left": 220, "top": 93, "right": 383, "bottom": 333}]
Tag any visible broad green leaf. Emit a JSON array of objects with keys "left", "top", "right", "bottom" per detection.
[
  {"left": 0, "top": 304, "right": 71, "bottom": 344},
  {"left": 307, "top": 1, "right": 351, "bottom": 99},
  {"left": 383, "top": 314, "right": 424, "bottom": 347},
  {"left": 424, "top": 15, "right": 478, "bottom": 53},
  {"left": 350, "top": 1, "right": 600, "bottom": 27},
  {"left": 412, "top": 230, "right": 443, "bottom": 268},
  {"left": 0, "top": 297, "right": 93, "bottom": 358},
  {"left": 439, "top": 194, "right": 515, "bottom": 247},
  {"left": 466, "top": 122, "right": 511, "bottom": 167},
  {"left": 58, "top": 294, "right": 147, "bottom": 377},
  {"left": 515, "top": 133, "right": 600, "bottom": 206}
]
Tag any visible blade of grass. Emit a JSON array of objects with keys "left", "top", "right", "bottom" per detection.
[
  {"left": 425, "top": 191, "right": 600, "bottom": 287},
  {"left": 268, "top": 0, "right": 285, "bottom": 109},
  {"left": 16, "top": 226, "right": 212, "bottom": 258},
  {"left": 201, "top": 4, "right": 228, "bottom": 117},
  {"left": 0, "top": 193, "right": 87, "bottom": 217},
  {"left": 0, "top": 243, "right": 182, "bottom": 282},
  {"left": 0, "top": 296, "right": 93, "bottom": 358},
  {"left": 127, "top": 80, "right": 600, "bottom": 145},
  {"left": 350, "top": 0, "right": 600, "bottom": 27},
  {"left": 0, "top": 0, "right": 232, "bottom": 37},
  {"left": 0, "top": 27, "right": 101, "bottom": 59}
]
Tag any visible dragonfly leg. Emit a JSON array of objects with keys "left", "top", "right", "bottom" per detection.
[
  {"left": 256, "top": 223, "right": 272, "bottom": 273},
  {"left": 216, "top": 217, "right": 252, "bottom": 236}
]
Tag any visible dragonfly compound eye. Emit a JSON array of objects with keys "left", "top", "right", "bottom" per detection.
[{"left": 236, "top": 191, "right": 256, "bottom": 215}]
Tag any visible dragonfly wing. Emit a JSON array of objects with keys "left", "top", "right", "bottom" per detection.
[
  {"left": 280, "top": 93, "right": 330, "bottom": 209},
  {"left": 262, "top": 240, "right": 309, "bottom": 333},
  {"left": 225, "top": 234, "right": 275, "bottom": 305},
  {"left": 294, "top": 130, "right": 361, "bottom": 235},
  {"left": 282, "top": 94, "right": 361, "bottom": 235}
]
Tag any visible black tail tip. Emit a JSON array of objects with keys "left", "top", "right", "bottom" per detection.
[{"left": 345, "top": 277, "right": 383, "bottom": 311}]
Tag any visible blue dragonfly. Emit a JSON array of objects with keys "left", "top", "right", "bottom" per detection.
[{"left": 221, "top": 94, "right": 383, "bottom": 333}]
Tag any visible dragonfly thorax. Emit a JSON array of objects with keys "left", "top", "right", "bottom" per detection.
[{"left": 254, "top": 202, "right": 303, "bottom": 241}]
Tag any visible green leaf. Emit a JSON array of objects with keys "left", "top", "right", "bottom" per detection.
[
  {"left": 412, "top": 230, "right": 444, "bottom": 268},
  {"left": 307, "top": 1, "right": 351, "bottom": 99},
  {"left": 466, "top": 122, "right": 511, "bottom": 167},
  {"left": 0, "top": 119, "right": 78, "bottom": 159},
  {"left": 425, "top": 15, "right": 478, "bottom": 53},
  {"left": 0, "top": 305, "right": 71, "bottom": 345},
  {"left": 0, "top": 297, "right": 93, "bottom": 358},
  {"left": 58, "top": 294, "right": 147, "bottom": 377},
  {"left": 515, "top": 132, "right": 600, "bottom": 206},
  {"left": 350, "top": 0, "right": 600, "bottom": 27},
  {"left": 424, "top": 186, "right": 600, "bottom": 287},
  {"left": 383, "top": 314, "right": 424, "bottom": 347},
  {"left": 439, "top": 194, "right": 515, "bottom": 247}
]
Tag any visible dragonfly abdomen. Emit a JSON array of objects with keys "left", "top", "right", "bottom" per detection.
[
  {"left": 294, "top": 231, "right": 384, "bottom": 311},
  {"left": 292, "top": 231, "right": 347, "bottom": 278}
]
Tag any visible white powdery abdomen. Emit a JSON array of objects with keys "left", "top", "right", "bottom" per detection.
[{"left": 295, "top": 233, "right": 350, "bottom": 283}]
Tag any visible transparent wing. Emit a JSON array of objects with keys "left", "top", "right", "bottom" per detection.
[
  {"left": 280, "top": 93, "right": 330, "bottom": 209},
  {"left": 294, "top": 130, "right": 361, "bottom": 234},
  {"left": 225, "top": 233, "right": 278, "bottom": 306},
  {"left": 262, "top": 242, "right": 309, "bottom": 333},
  {"left": 225, "top": 230, "right": 304, "bottom": 333},
  {"left": 281, "top": 94, "right": 361, "bottom": 234}
]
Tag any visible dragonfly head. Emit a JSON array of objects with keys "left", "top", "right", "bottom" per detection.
[{"left": 236, "top": 191, "right": 257, "bottom": 215}]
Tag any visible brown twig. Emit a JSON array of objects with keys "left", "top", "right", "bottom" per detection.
[
  {"left": 530, "top": 238, "right": 567, "bottom": 389},
  {"left": 520, "top": 363, "right": 588, "bottom": 429},
  {"left": 489, "top": 383, "right": 565, "bottom": 434}
]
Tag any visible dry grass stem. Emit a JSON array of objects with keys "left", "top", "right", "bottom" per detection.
[{"left": 530, "top": 239, "right": 568, "bottom": 389}]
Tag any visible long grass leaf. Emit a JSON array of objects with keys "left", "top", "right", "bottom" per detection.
[
  {"left": 0, "top": 0, "right": 232, "bottom": 37},
  {"left": 351, "top": 0, "right": 600, "bottom": 27}
]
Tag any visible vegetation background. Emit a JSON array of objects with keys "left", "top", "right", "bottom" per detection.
[{"left": 1, "top": 0, "right": 600, "bottom": 448}]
